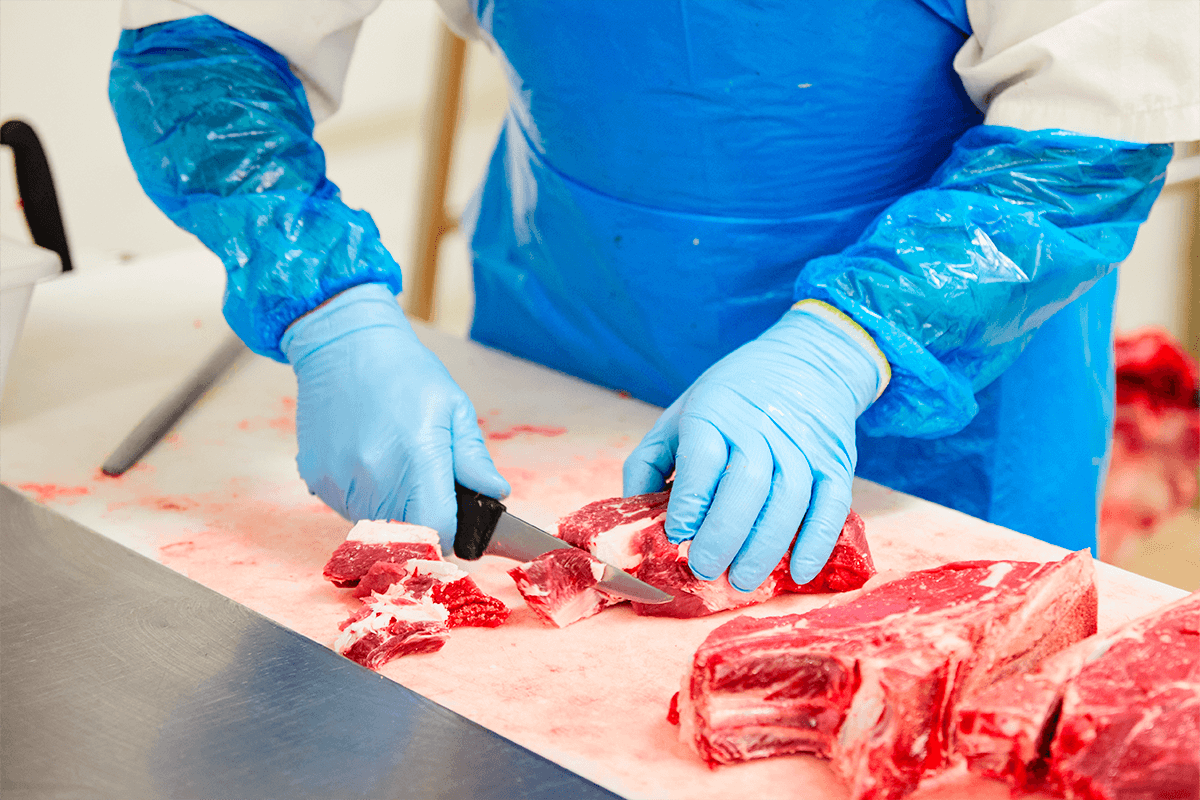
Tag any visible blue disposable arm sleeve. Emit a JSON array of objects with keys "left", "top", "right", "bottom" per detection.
[
  {"left": 794, "top": 125, "right": 1172, "bottom": 438},
  {"left": 108, "top": 16, "right": 403, "bottom": 361}
]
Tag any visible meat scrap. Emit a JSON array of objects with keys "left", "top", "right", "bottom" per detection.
[
  {"left": 324, "top": 520, "right": 510, "bottom": 669},
  {"left": 333, "top": 588, "right": 451, "bottom": 669},
  {"left": 322, "top": 520, "right": 441, "bottom": 588},
  {"left": 509, "top": 491, "right": 875, "bottom": 626},
  {"left": 508, "top": 548, "right": 623, "bottom": 628},
  {"left": 956, "top": 590, "right": 1200, "bottom": 800},
  {"left": 676, "top": 551, "right": 1098, "bottom": 800},
  {"left": 352, "top": 559, "right": 509, "bottom": 628}
]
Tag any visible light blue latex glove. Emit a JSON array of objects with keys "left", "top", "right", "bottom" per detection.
[
  {"left": 280, "top": 283, "right": 510, "bottom": 551},
  {"left": 623, "top": 301, "right": 887, "bottom": 591}
]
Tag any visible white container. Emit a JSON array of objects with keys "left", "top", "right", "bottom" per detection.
[{"left": 1, "top": 237, "right": 61, "bottom": 394}]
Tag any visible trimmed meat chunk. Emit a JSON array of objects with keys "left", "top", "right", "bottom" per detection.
[
  {"left": 351, "top": 559, "right": 509, "bottom": 628},
  {"left": 518, "top": 491, "right": 875, "bottom": 623},
  {"left": 322, "top": 520, "right": 441, "bottom": 588},
  {"left": 333, "top": 588, "right": 450, "bottom": 669},
  {"left": 508, "top": 548, "right": 623, "bottom": 628}
]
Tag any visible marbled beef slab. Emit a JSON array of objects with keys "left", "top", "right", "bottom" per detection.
[{"left": 678, "top": 551, "right": 1098, "bottom": 800}]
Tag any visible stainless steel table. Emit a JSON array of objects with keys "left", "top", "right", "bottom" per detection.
[{"left": 1, "top": 485, "right": 619, "bottom": 800}]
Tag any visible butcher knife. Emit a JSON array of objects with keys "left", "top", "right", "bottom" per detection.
[{"left": 453, "top": 482, "right": 672, "bottom": 604}]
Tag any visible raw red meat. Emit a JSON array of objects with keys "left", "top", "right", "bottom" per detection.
[
  {"left": 956, "top": 590, "right": 1200, "bottom": 800},
  {"left": 351, "top": 559, "right": 510, "bottom": 628},
  {"left": 676, "top": 551, "right": 1098, "bottom": 800},
  {"left": 508, "top": 548, "right": 623, "bottom": 628},
  {"left": 350, "top": 560, "right": 414, "bottom": 598},
  {"left": 433, "top": 575, "right": 511, "bottom": 628},
  {"left": 540, "top": 490, "right": 874, "bottom": 621},
  {"left": 322, "top": 520, "right": 442, "bottom": 588},
  {"left": 325, "top": 523, "right": 509, "bottom": 668},
  {"left": 333, "top": 589, "right": 450, "bottom": 669},
  {"left": 1100, "top": 328, "right": 1199, "bottom": 562}
]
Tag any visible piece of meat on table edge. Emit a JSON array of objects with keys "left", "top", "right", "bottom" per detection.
[
  {"left": 354, "top": 558, "right": 510, "bottom": 628},
  {"left": 956, "top": 589, "right": 1200, "bottom": 800},
  {"left": 323, "top": 520, "right": 511, "bottom": 669},
  {"left": 334, "top": 590, "right": 452, "bottom": 669}
]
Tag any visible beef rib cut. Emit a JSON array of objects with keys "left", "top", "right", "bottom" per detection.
[{"left": 677, "top": 551, "right": 1098, "bottom": 800}]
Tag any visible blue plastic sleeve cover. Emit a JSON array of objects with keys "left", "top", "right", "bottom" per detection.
[
  {"left": 108, "top": 16, "right": 403, "bottom": 362},
  {"left": 795, "top": 126, "right": 1172, "bottom": 439}
]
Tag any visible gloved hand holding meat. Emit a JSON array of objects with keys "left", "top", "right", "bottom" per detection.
[
  {"left": 623, "top": 302, "right": 888, "bottom": 591},
  {"left": 108, "top": 16, "right": 508, "bottom": 554}
]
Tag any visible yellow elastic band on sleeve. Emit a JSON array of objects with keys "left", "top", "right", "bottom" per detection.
[{"left": 792, "top": 299, "right": 892, "bottom": 401}]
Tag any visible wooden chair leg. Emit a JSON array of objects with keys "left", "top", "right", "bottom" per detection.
[{"left": 407, "top": 21, "right": 467, "bottom": 322}]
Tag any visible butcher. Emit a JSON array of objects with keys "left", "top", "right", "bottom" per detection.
[{"left": 108, "top": 1, "right": 1198, "bottom": 593}]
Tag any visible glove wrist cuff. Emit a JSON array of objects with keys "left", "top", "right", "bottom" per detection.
[
  {"left": 791, "top": 299, "right": 891, "bottom": 402},
  {"left": 280, "top": 282, "right": 409, "bottom": 365}
]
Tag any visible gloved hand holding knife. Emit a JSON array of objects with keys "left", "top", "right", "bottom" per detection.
[
  {"left": 280, "top": 281, "right": 510, "bottom": 553},
  {"left": 281, "top": 283, "right": 669, "bottom": 604}
]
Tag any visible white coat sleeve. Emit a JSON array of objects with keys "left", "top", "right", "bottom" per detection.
[
  {"left": 119, "top": 0, "right": 381, "bottom": 123},
  {"left": 954, "top": 0, "right": 1200, "bottom": 143}
]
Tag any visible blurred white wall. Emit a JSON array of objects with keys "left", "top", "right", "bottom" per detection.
[
  {"left": 0, "top": 1, "right": 506, "bottom": 278},
  {"left": 0, "top": 0, "right": 1194, "bottom": 344},
  {"left": 1114, "top": 143, "right": 1199, "bottom": 349},
  {"left": 0, "top": 0, "right": 196, "bottom": 260}
]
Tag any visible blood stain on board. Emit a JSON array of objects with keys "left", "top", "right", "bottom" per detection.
[
  {"left": 152, "top": 496, "right": 198, "bottom": 512},
  {"left": 160, "top": 540, "right": 196, "bottom": 556},
  {"left": 486, "top": 424, "right": 568, "bottom": 442},
  {"left": 17, "top": 483, "right": 91, "bottom": 504},
  {"left": 146, "top": 483, "right": 354, "bottom": 638},
  {"left": 235, "top": 395, "right": 297, "bottom": 435}
]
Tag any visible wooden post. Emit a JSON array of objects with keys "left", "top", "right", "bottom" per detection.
[{"left": 407, "top": 22, "right": 467, "bottom": 321}]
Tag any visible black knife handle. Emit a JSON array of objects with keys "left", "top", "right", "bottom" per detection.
[{"left": 453, "top": 482, "right": 507, "bottom": 561}]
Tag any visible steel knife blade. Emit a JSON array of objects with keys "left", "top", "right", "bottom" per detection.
[{"left": 453, "top": 482, "right": 672, "bottom": 605}]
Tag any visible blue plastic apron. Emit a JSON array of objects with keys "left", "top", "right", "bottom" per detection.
[{"left": 464, "top": 0, "right": 1113, "bottom": 551}]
